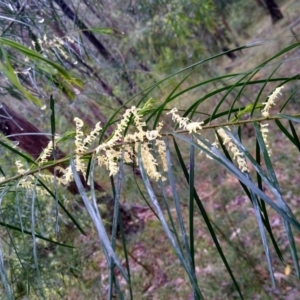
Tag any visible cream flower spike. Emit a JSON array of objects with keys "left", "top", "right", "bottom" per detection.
[
  {"left": 217, "top": 128, "right": 249, "bottom": 173},
  {"left": 260, "top": 86, "right": 284, "bottom": 155},
  {"left": 167, "top": 108, "right": 203, "bottom": 133},
  {"left": 261, "top": 86, "right": 284, "bottom": 117}
]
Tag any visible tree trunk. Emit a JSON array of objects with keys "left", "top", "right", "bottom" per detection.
[
  {"left": 53, "top": 0, "right": 135, "bottom": 92},
  {"left": 263, "top": 0, "right": 284, "bottom": 24}
]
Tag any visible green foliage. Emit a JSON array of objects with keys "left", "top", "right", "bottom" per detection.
[
  {"left": 228, "top": 0, "right": 262, "bottom": 34},
  {"left": 0, "top": 0, "right": 299, "bottom": 299}
]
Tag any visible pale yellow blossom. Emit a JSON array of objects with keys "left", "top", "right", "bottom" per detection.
[
  {"left": 38, "top": 140, "right": 53, "bottom": 166},
  {"left": 217, "top": 128, "right": 249, "bottom": 173},
  {"left": 260, "top": 87, "right": 283, "bottom": 155},
  {"left": 146, "top": 130, "right": 160, "bottom": 140},
  {"left": 167, "top": 107, "right": 203, "bottom": 133},
  {"left": 260, "top": 123, "right": 272, "bottom": 155},
  {"left": 15, "top": 160, "right": 26, "bottom": 175},
  {"left": 186, "top": 121, "right": 204, "bottom": 134},
  {"left": 83, "top": 121, "right": 102, "bottom": 145},
  {"left": 95, "top": 106, "right": 166, "bottom": 179},
  {"left": 156, "top": 139, "right": 168, "bottom": 171},
  {"left": 140, "top": 143, "right": 165, "bottom": 181},
  {"left": 261, "top": 86, "right": 284, "bottom": 117}
]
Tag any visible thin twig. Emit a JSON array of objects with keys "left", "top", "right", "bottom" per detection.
[{"left": 0, "top": 112, "right": 299, "bottom": 185}]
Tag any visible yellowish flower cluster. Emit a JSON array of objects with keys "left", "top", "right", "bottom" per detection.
[
  {"left": 15, "top": 87, "right": 287, "bottom": 197},
  {"left": 96, "top": 107, "right": 136, "bottom": 177},
  {"left": 38, "top": 140, "right": 53, "bottom": 166},
  {"left": 166, "top": 108, "right": 215, "bottom": 160},
  {"left": 167, "top": 108, "right": 204, "bottom": 133},
  {"left": 33, "top": 105, "right": 167, "bottom": 187},
  {"left": 261, "top": 86, "right": 284, "bottom": 118},
  {"left": 15, "top": 160, "right": 26, "bottom": 175},
  {"left": 261, "top": 86, "right": 284, "bottom": 155},
  {"left": 140, "top": 143, "right": 164, "bottom": 181},
  {"left": 39, "top": 173, "right": 66, "bottom": 186},
  {"left": 260, "top": 123, "right": 272, "bottom": 155},
  {"left": 29, "top": 34, "right": 74, "bottom": 61},
  {"left": 95, "top": 106, "right": 166, "bottom": 180},
  {"left": 62, "top": 117, "right": 103, "bottom": 183},
  {"left": 15, "top": 106, "right": 164, "bottom": 195},
  {"left": 15, "top": 160, "right": 48, "bottom": 195},
  {"left": 156, "top": 139, "right": 168, "bottom": 172},
  {"left": 217, "top": 128, "right": 249, "bottom": 173}
]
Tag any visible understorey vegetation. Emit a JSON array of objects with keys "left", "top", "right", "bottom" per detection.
[{"left": 0, "top": 0, "right": 299, "bottom": 299}]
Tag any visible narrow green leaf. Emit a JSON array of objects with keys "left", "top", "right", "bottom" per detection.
[
  {"left": 55, "top": 131, "right": 76, "bottom": 145},
  {"left": 50, "top": 95, "right": 59, "bottom": 234},
  {"left": 172, "top": 137, "right": 244, "bottom": 299},
  {"left": 228, "top": 128, "right": 276, "bottom": 285},
  {"left": 180, "top": 76, "right": 289, "bottom": 122},
  {"left": 189, "top": 136, "right": 195, "bottom": 272},
  {"left": 173, "top": 132, "right": 300, "bottom": 231},
  {"left": 0, "top": 38, "right": 83, "bottom": 85},
  {"left": 0, "top": 240, "right": 13, "bottom": 299},
  {"left": 165, "top": 139, "right": 192, "bottom": 264},
  {"left": 275, "top": 119, "right": 300, "bottom": 151},
  {"left": 152, "top": 139, "right": 184, "bottom": 244},
  {"left": 50, "top": 95, "right": 56, "bottom": 143},
  {"left": 117, "top": 209, "right": 133, "bottom": 300},
  {"left": 0, "top": 167, "right": 5, "bottom": 177},
  {"left": 249, "top": 65, "right": 281, "bottom": 117},
  {"left": 70, "top": 158, "right": 129, "bottom": 282},
  {"left": 2, "top": 223, "right": 37, "bottom": 297},
  {"left": 111, "top": 154, "right": 124, "bottom": 247},
  {"left": 252, "top": 124, "right": 293, "bottom": 213},
  {"left": 152, "top": 67, "right": 204, "bottom": 128},
  {"left": 138, "top": 144, "right": 203, "bottom": 299},
  {"left": 255, "top": 139, "right": 283, "bottom": 261},
  {"left": 30, "top": 178, "right": 45, "bottom": 298},
  {"left": 109, "top": 151, "right": 125, "bottom": 300},
  {"left": 36, "top": 177, "right": 86, "bottom": 235},
  {"left": 158, "top": 171, "right": 186, "bottom": 250},
  {"left": 279, "top": 86, "right": 300, "bottom": 112},
  {"left": 253, "top": 123, "right": 300, "bottom": 277},
  {"left": 277, "top": 113, "right": 300, "bottom": 123},
  {"left": 82, "top": 28, "right": 114, "bottom": 34},
  {"left": 0, "top": 49, "right": 42, "bottom": 106},
  {"left": 249, "top": 185, "right": 276, "bottom": 287},
  {"left": 217, "top": 129, "right": 282, "bottom": 261},
  {"left": 132, "top": 172, "right": 159, "bottom": 220},
  {"left": 222, "top": 128, "right": 297, "bottom": 222},
  {"left": 289, "top": 121, "right": 300, "bottom": 151},
  {"left": 0, "top": 139, "right": 37, "bottom": 165},
  {"left": 146, "top": 44, "right": 261, "bottom": 127},
  {"left": 0, "top": 219, "right": 73, "bottom": 247},
  {"left": 228, "top": 69, "right": 261, "bottom": 121}
]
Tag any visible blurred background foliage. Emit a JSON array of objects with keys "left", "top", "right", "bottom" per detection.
[{"left": 0, "top": 0, "right": 299, "bottom": 299}]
